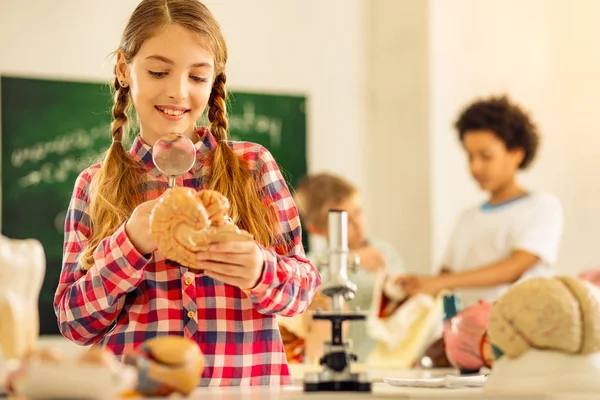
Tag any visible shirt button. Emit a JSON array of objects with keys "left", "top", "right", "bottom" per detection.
[
  {"left": 187, "top": 310, "right": 195, "bottom": 319},
  {"left": 184, "top": 277, "right": 193, "bottom": 286}
]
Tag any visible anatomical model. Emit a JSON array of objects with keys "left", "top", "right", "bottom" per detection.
[
  {"left": 122, "top": 336, "right": 204, "bottom": 396},
  {"left": 0, "top": 235, "right": 45, "bottom": 361},
  {"left": 485, "top": 276, "right": 600, "bottom": 393},
  {"left": 6, "top": 346, "right": 136, "bottom": 399},
  {"left": 151, "top": 188, "right": 253, "bottom": 269},
  {"left": 442, "top": 298, "right": 493, "bottom": 373}
]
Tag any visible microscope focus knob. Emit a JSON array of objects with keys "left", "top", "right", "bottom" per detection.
[
  {"left": 349, "top": 254, "right": 360, "bottom": 275},
  {"left": 320, "top": 351, "right": 349, "bottom": 373}
]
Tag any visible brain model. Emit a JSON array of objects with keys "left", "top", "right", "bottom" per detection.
[
  {"left": 488, "top": 276, "right": 600, "bottom": 358},
  {"left": 485, "top": 276, "right": 600, "bottom": 393},
  {"left": 150, "top": 188, "right": 253, "bottom": 269}
]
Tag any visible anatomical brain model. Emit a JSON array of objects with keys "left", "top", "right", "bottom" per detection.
[
  {"left": 151, "top": 188, "right": 253, "bottom": 269},
  {"left": 485, "top": 276, "right": 600, "bottom": 393}
]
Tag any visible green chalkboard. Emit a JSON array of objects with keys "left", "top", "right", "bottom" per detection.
[{"left": 0, "top": 75, "right": 306, "bottom": 334}]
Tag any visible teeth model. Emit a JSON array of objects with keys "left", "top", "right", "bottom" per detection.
[
  {"left": 0, "top": 235, "right": 45, "bottom": 395},
  {"left": 0, "top": 235, "right": 45, "bottom": 361}
]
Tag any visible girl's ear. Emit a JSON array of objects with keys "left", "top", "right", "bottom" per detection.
[{"left": 115, "top": 52, "right": 130, "bottom": 84}]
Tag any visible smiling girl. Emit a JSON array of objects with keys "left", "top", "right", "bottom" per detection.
[{"left": 54, "top": 0, "right": 320, "bottom": 386}]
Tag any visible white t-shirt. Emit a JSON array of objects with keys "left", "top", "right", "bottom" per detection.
[{"left": 440, "top": 192, "right": 564, "bottom": 308}]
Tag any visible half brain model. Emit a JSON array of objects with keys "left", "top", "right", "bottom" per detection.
[
  {"left": 488, "top": 276, "right": 600, "bottom": 358},
  {"left": 150, "top": 187, "right": 253, "bottom": 269}
]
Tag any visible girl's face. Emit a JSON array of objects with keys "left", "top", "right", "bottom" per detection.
[
  {"left": 117, "top": 24, "right": 215, "bottom": 146},
  {"left": 462, "top": 130, "right": 524, "bottom": 193}
]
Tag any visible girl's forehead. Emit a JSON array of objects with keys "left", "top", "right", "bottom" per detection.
[{"left": 135, "top": 24, "right": 215, "bottom": 65}]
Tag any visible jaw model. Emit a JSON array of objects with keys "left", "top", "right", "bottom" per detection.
[
  {"left": 0, "top": 235, "right": 45, "bottom": 394},
  {"left": 0, "top": 235, "right": 45, "bottom": 361},
  {"left": 485, "top": 276, "right": 600, "bottom": 394}
]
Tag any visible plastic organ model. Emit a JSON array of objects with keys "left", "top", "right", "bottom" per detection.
[
  {"left": 443, "top": 298, "right": 493, "bottom": 374},
  {"left": 123, "top": 336, "right": 204, "bottom": 396},
  {"left": 485, "top": 276, "right": 600, "bottom": 394},
  {"left": 7, "top": 347, "right": 136, "bottom": 399},
  {"left": 150, "top": 188, "right": 253, "bottom": 269},
  {"left": 0, "top": 235, "right": 45, "bottom": 361}
]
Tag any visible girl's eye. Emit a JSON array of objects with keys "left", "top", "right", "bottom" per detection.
[
  {"left": 148, "top": 70, "right": 166, "bottom": 78},
  {"left": 190, "top": 76, "right": 208, "bottom": 83}
]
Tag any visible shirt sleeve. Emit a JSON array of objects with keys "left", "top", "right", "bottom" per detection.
[
  {"left": 245, "top": 146, "right": 322, "bottom": 316},
  {"left": 510, "top": 194, "right": 564, "bottom": 265},
  {"left": 53, "top": 168, "right": 152, "bottom": 345}
]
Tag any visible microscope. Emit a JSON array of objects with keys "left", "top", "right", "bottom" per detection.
[{"left": 303, "top": 210, "right": 372, "bottom": 392}]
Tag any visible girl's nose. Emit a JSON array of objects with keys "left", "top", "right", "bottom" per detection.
[{"left": 167, "top": 76, "right": 188, "bottom": 102}]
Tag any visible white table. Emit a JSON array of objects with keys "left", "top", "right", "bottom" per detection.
[{"left": 9, "top": 365, "right": 599, "bottom": 399}]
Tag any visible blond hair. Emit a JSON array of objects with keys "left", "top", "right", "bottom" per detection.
[
  {"left": 81, "top": 0, "right": 278, "bottom": 269},
  {"left": 293, "top": 172, "right": 357, "bottom": 229}
]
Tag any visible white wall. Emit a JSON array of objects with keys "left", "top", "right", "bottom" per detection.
[
  {"left": 0, "top": 0, "right": 368, "bottom": 194},
  {"left": 430, "top": 0, "right": 600, "bottom": 275},
  {"left": 366, "top": 0, "right": 431, "bottom": 273},
  {"left": 2, "top": 0, "right": 599, "bottom": 279}
]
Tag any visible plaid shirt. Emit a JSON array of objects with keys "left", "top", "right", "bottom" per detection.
[{"left": 54, "top": 127, "right": 320, "bottom": 386}]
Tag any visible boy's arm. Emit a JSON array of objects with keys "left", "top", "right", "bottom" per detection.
[
  {"left": 401, "top": 251, "right": 539, "bottom": 296},
  {"left": 436, "top": 250, "right": 539, "bottom": 289},
  {"left": 402, "top": 195, "right": 563, "bottom": 295}
]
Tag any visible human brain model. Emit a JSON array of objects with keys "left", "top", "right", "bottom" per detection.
[
  {"left": 150, "top": 188, "right": 253, "bottom": 269},
  {"left": 485, "top": 276, "right": 600, "bottom": 393}
]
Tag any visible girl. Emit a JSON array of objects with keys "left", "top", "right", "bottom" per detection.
[
  {"left": 398, "top": 95, "right": 563, "bottom": 308},
  {"left": 54, "top": 0, "right": 320, "bottom": 386}
]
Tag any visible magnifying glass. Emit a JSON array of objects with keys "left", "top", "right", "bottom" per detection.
[{"left": 152, "top": 133, "right": 196, "bottom": 189}]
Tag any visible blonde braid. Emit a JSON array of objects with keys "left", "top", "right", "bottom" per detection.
[
  {"left": 80, "top": 77, "right": 144, "bottom": 270},
  {"left": 207, "top": 72, "right": 278, "bottom": 247}
]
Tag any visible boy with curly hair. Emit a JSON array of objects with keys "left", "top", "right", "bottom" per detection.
[{"left": 398, "top": 95, "right": 564, "bottom": 308}]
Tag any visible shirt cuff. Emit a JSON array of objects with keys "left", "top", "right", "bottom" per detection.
[
  {"left": 245, "top": 245, "right": 275, "bottom": 298},
  {"left": 95, "top": 223, "right": 153, "bottom": 278}
]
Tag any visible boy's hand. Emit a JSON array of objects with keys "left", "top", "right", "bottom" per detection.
[
  {"left": 396, "top": 274, "right": 444, "bottom": 297},
  {"left": 352, "top": 246, "right": 386, "bottom": 273}
]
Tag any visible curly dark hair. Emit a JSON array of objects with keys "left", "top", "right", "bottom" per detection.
[{"left": 454, "top": 95, "right": 540, "bottom": 169}]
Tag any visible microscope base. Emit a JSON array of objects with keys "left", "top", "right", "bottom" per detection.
[
  {"left": 304, "top": 380, "right": 372, "bottom": 392},
  {"left": 303, "top": 371, "right": 372, "bottom": 392}
]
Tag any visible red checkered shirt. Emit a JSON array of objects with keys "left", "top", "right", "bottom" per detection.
[{"left": 54, "top": 127, "right": 321, "bottom": 386}]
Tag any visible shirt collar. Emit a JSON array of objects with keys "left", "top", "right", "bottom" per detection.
[{"left": 128, "top": 126, "right": 218, "bottom": 176}]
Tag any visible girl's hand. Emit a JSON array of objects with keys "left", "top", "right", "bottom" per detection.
[
  {"left": 125, "top": 197, "right": 163, "bottom": 255},
  {"left": 196, "top": 241, "right": 265, "bottom": 290}
]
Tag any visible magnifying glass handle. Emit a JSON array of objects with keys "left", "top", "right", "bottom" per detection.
[{"left": 168, "top": 176, "right": 177, "bottom": 189}]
